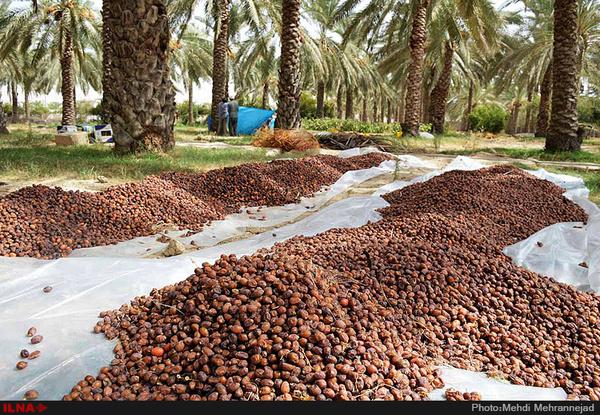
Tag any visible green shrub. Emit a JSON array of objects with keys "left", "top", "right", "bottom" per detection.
[
  {"left": 303, "top": 118, "right": 402, "bottom": 134},
  {"left": 468, "top": 104, "right": 507, "bottom": 133},
  {"left": 578, "top": 96, "right": 600, "bottom": 126},
  {"left": 300, "top": 92, "right": 335, "bottom": 119},
  {"left": 176, "top": 102, "right": 211, "bottom": 125}
]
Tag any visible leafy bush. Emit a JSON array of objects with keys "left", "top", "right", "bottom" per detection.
[
  {"left": 420, "top": 123, "right": 432, "bottom": 133},
  {"left": 303, "top": 118, "right": 403, "bottom": 135},
  {"left": 468, "top": 104, "right": 507, "bottom": 133},
  {"left": 578, "top": 97, "right": 600, "bottom": 126},
  {"left": 176, "top": 102, "right": 211, "bottom": 125},
  {"left": 300, "top": 92, "right": 335, "bottom": 119}
]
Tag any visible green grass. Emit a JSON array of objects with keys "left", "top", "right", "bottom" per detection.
[
  {"left": 211, "top": 136, "right": 254, "bottom": 146},
  {"left": 443, "top": 148, "right": 600, "bottom": 164},
  {"left": 174, "top": 124, "right": 209, "bottom": 142},
  {"left": 0, "top": 125, "right": 278, "bottom": 181}
]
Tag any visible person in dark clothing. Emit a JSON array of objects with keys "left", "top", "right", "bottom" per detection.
[
  {"left": 227, "top": 98, "right": 239, "bottom": 136},
  {"left": 217, "top": 97, "right": 229, "bottom": 136}
]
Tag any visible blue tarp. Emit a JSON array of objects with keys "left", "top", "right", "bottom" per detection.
[{"left": 208, "top": 106, "right": 275, "bottom": 135}]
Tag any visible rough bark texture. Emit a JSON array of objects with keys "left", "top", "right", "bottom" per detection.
[
  {"left": 345, "top": 87, "right": 354, "bottom": 120},
  {"left": 380, "top": 95, "right": 385, "bottom": 123},
  {"left": 461, "top": 79, "right": 474, "bottom": 131},
  {"left": 524, "top": 85, "right": 533, "bottom": 133},
  {"left": 361, "top": 97, "right": 367, "bottom": 122},
  {"left": 24, "top": 91, "right": 30, "bottom": 122},
  {"left": 101, "top": 0, "right": 112, "bottom": 122},
  {"left": 11, "top": 82, "right": 18, "bottom": 123},
  {"left": 262, "top": 83, "right": 269, "bottom": 109},
  {"left": 187, "top": 77, "right": 194, "bottom": 125},
  {"left": 428, "top": 42, "right": 454, "bottom": 134},
  {"left": 386, "top": 99, "right": 392, "bottom": 123},
  {"left": 507, "top": 101, "right": 521, "bottom": 134},
  {"left": 275, "top": 0, "right": 302, "bottom": 129},
  {"left": 210, "top": 0, "right": 231, "bottom": 130},
  {"left": 535, "top": 61, "right": 553, "bottom": 137},
  {"left": 61, "top": 21, "right": 76, "bottom": 126},
  {"left": 336, "top": 86, "right": 343, "bottom": 119},
  {"left": 402, "top": 0, "right": 429, "bottom": 136},
  {"left": 373, "top": 98, "right": 378, "bottom": 123},
  {"left": 316, "top": 80, "right": 325, "bottom": 118},
  {"left": 104, "top": 0, "right": 176, "bottom": 153},
  {"left": 0, "top": 104, "right": 8, "bottom": 134},
  {"left": 546, "top": 0, "right": 581, "bottom": 151},
  {"left": 421, "top": 85, "right": 430, "bottom": 123}
]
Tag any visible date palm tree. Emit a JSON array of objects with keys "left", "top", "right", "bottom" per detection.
[
  {"left": 13, "top": 1, "right": 98, "bottom": 126},
  {"left": 171, "top": 29, "right": 213, "bottom": 124},
  {"left": 426, "top": 0, "right": 501, "bottom": 134},
  {"left": 276, "top": 0, "right": 303, "bottom": 129},
  {"left": 102, "top": 0, "right": 176, "bottom": 153},
  {"left": 546, "top": 0, "right": 581, "bottom": 151}
]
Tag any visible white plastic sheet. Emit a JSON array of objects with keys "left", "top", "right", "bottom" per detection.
[
  {"left": 0, "top": 153, "right": 597, "bottom": 401},
  {"left": 429, "top": 366, "right": 566, "bottom": 400},
  {"left": 503, "top": 169, "right": 600, "bottom": 292},
  {"left": 0, "top": 156, "right": 409, "bottom": 400},
  {"left": 68, "top": 159, "right": 400, "bottom": 259}
]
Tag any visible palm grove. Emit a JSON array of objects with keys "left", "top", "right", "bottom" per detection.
[{"left": 1, "top": 0, "right": 598, "bottom": 153}]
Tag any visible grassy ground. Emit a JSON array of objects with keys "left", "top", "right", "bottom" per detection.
[
  {"left": 0, "top": 125, "right": 277, "bottom": 181},
  {"left": 443, "top": 147, "right": 600, "bottom": 164},
  {"left": 1, "top": 124, "right": 598, "bottom": 204},
  {"left": 175, "top": 123, "right": 254, "bottom": 146}
]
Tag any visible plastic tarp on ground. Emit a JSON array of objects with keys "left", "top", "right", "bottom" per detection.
[
  {"left": 207, "top": 106, "right": 274, "bottom": 135},
  {"left": 0, "top": 150, "right": 597, "bottom": 401}
]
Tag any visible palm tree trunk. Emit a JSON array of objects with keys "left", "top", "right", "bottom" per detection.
[
  {"left": 211, "top": 0, "right": 231, "bottom": 131},
  {"left": 11, "top": 82, "right": 18, "bottom": 123},
  {"left": 262, "top": 82, "right": 269, "bottom": 109},
  {"left": 402, "top": 0, "right": 429, "bottom": 136},
  {"left": 101, "top": 0, "right": 112, "bottom": 122},
  {"left": 398, "top": 93, "right": 405, "bottom": 124},
  {"left": 336, "top": 85, "right": 343, "bottom": 119},
  {"left": 61, "top": 22, "right": 76, "bottom": 126},
  {"left": 373, "top": 98, "right": 378, "bottom": 122},
  {"left": 524, "top": 84, "right": 533, "bottom": 133},
  {"left": 0, "top": 106, "right": 8, "bottom": 134},
  {"left": 104, "top": 0, "right": 176, "bottom": 153},
  {"left": 187, "top": 76, "right": 194, "bottom": 126},
  {"left": 535, "top": 61, "right": 552, "bottom": 137},
  {"left": 316, "top": 80, "right": 325, "bottom": 118},
  {"left": 361, "top": 97, "right": 367, "bottom": 122},
  {"left": 345, "top": 87, "right": 354, "bottom": 120},
  {"left": 73, "top": 86, "right": 77, "bottom": 116},
  {"left": 546, "top": 0, "right": 580, "bottom": 151},
  {"left": 428, "top": 42, "right": 454, "bottom": 134},
  {"left": 461, "top": 79, "right": 474, "bottom": 131},
  {"left": 24, "top": 89, "right": 30, "bottom": 123},
  {"left": 275, "top": 0, "right": 302, "bottom": 129},
  {"left": 421, "top": 84, "right": 430, "bottom": 123},
  {"left": 380, "top": 95, "right": 385, "bottom": 123},
  {"left": 507, "top": 101, "right": 521, "bottom": 134}
]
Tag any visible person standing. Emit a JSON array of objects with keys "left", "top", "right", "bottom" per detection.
[
  {"left": 217, "top": 97, "right": 229, "bottom": 136},
  {"left": 228, "top": 97, "right": 239, "bottom": 136}
]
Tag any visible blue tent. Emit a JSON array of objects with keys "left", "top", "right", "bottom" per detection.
[{"left": 208, "top": 106, "right": 275, "bottom": 135}]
